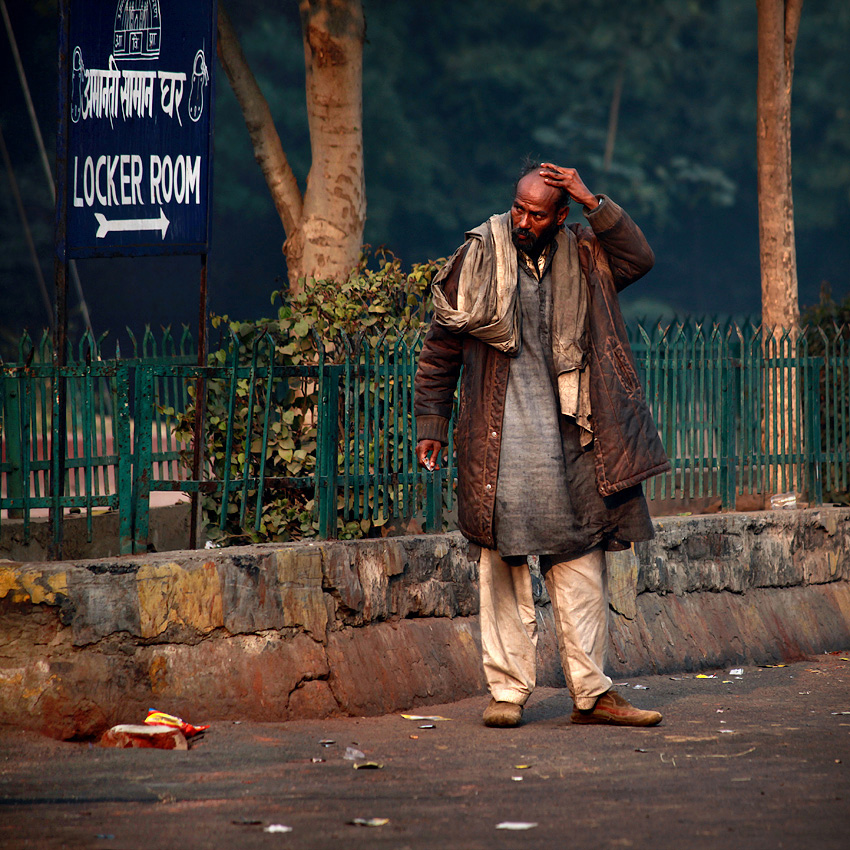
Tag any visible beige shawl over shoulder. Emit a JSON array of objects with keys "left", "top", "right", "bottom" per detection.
[{"left": 431, "top": 213, "right": 592, "bottom": 443}]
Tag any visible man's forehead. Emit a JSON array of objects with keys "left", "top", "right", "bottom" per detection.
[{"left": 514, "top": 172, "right": 559, "bottom": 209}]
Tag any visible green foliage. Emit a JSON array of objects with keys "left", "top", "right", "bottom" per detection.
[{"left": 169, "top": 249, "right": 443, "bottom": 545}]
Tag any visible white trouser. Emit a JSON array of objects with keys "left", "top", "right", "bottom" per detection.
[{"left": 479, "top": 546, "right": 612, "bottom": 710}]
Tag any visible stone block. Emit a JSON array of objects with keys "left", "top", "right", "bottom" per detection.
[
  {"left": 288, "top": 679, "right": 339, "bottom": 718},
  {"left": 326, "top": 618, "right": 485, "bottom": 716},
  {"left": 275, "top": 549, "right": 327, "bottom": 638},
  {"left": 136, "top": 561, "right": 224, "bottom": 638},
  {"left": 320, "top": 542, "right": 364, "bottom": 614},
  {"left": 68, "top": 569, "right": 141, "bottom": 645},
  {"left": 355, "top": 546, "right": 390, "bottom": 622},
  {"left": 220, "top": 552, "right": 287, "bottom": 633}
]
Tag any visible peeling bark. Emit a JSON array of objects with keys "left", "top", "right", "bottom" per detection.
[
  {"left": 757, "top": 0, "right": 805, "bottom": 497},
  {"left": 217, "top": 1, "right": 366, "bottom": 293},
  {"left": 756, "top": 0, "right": 804, "bottom": 331},
  {"left": 298, "top": 0, "right": 366, "bottom": 290}
]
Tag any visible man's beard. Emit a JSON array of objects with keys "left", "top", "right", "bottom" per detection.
[{"left": 511, "top": 219, "right": 563, "bottom": 256}]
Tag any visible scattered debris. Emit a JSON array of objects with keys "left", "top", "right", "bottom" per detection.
[
  {"left": 729, "top": 668, "right": 744, "bottom": 676},
  {"left": 232, "top": 818, "right": 263, "bottom": 826},
  {"left": 350, "top": 818, "right": 389, "bottom": 827},
  {"left": 696, "top": 674, "right": 717, "bottom": 679},
  {"left": 418, "top": 724, "right": 436, "bottom": 729},
  {"left": 511, "top": 776, "right": 523, "bottom": 781},
  {"left": 687, "top": 747, "right": 756, "bottom": 759},
  {"left": 409, "top": 735, "right": 419, "bottom": 740},
  {"left": 263, "top": 824, "right": 293, "bottom": 834},
  {"left": 319, "top": 739, "right": 335, "bottom": 747},
  {"left": 496, "top": 822, "right": 538, "bottom": 830},
  {"left": 632, "top": 685, "right": 648, "bottom": 690},
  {"left": 344, "top": 746, "right": 366, "bottom": 760},
  {"left": 635, "top": 748, "right": 648, "bottom": 753},
  {"left": 770, "top": 492, "right": 797, "bottom": 510},
  {"left": 514, "top": 765, "right": 531, "bottom": 769},
  {"left": 311, "top": 758, "right": 325, "bottom": 763},
  {"left": 401, "top": 714, "right": 452, "bottom": 721},
  {"left": 145, "top": 709, "right": 209, "bottom": 738},
  {"left": 99, "top": 724, "right": 187, "bottom": 750},
  {"left": 353, "top": 762, "right": 384, "bottom": 770}
]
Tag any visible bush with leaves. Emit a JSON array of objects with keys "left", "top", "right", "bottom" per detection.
[{"left": 168, "top": 249, "right": 444, "bottom": 545}]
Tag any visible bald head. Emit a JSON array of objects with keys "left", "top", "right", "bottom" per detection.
[{"left": 510, "top": 170, "right": 569, "bottom": 258}]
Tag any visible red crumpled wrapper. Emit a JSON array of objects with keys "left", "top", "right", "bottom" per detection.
[{"left": 144, "top": 709, "right": 210, "bottom": 738}]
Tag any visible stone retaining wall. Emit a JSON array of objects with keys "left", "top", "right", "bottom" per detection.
[{"left": 1, "top": 509, "right": 848, "bottom": 739}]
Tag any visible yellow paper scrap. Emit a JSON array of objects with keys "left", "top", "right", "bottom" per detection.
[{"left": 401, "top": 714, "right": 451, "bottom": 721}]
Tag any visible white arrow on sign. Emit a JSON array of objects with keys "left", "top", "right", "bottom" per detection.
[{"left": 94, "top": 207, "right": 170, "bottom": 239}]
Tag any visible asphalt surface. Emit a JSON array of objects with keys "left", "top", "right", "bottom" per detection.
[{"left": 1, "top": 652, "right": 849, "bottom": 850}]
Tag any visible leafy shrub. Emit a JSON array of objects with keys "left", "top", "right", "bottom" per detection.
[{"left": 168, "top": 248, "right": 444, "bottom": 545}]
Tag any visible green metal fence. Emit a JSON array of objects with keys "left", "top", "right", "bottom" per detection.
[
  {"left": 629, "top": 322, "right": 848, "bottom": 508},
  {"left": 0, "top": 327, "right": 196, "bottom": 553},
  {"left": 1, "top": 321, "right": 848, "bottom": 556}
]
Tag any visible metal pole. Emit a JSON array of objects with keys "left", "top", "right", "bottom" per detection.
[
  {"left": 49, "top": 0, "right": 71, "bottom": 560},
  {"left": 189, "top": 253, "right": 208, "bottom": 549}
]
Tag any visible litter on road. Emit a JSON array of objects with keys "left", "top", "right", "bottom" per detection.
[
  {"left": 496, "top": 822, "right": 538, "bottom": 830},
  {"left": 401, "top": 714, "right": 452, "bottom": 721}
]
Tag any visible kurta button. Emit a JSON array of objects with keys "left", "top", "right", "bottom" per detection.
[
  {"left": 491, "top": 431, "right": 497, "bottom": 437},
  {"left": 486, "top": 484, "right": 492, "bottom": 490}
]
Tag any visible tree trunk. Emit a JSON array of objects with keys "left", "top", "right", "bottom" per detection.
[
  {"left": 756, "top": 0, "right": 803, "bottom": 331},
  {"left": 298, "top": 0, "right": 366, "bottom": 289},
  {"left": 756, "top": 0, "right": 804, "bottom": 500},
  {"left": 217, "top": 1, "right": 365, "bottom": 294}
]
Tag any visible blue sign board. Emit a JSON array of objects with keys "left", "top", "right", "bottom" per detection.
[{"left": 64, "top": 0, "right": 216, "bottom": 257}]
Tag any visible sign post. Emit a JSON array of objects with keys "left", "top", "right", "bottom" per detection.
[{"left": 54, "top": 0, "right": 216, "bottom": 556}]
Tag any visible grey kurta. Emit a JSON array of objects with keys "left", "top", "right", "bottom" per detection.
[{"left": 493, "top": 243, "right": 653, "bottom": 560}]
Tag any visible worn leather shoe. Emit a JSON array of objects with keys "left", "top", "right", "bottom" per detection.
[
  {"left": 570, "top": 689, "right": 662, "bottom": 726},
  {"left": 482, "top": 699, "right": 523, "bottom": 728}
]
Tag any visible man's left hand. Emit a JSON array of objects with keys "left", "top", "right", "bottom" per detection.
[{"left": 540, "top": 163, "right": 599, "bottom": 210}]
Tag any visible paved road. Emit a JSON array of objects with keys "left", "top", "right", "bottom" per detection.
[{"left": 2, "top": 653, "right": 849, "bottom": 850}]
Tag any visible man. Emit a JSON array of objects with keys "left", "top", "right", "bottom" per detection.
[{"left": 414, "top": 160, "right": 669, "bottom": 728}]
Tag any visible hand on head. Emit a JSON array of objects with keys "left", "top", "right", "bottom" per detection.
[{"left": 539, "top": 163, "right": 599, "bottom": 210}]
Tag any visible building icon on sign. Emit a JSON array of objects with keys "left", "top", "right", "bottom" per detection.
[{"left": 113, "top": 0, "right": 161, "bottom": 60}]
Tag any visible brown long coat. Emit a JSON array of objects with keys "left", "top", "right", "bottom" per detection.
[{"left": 414, "top": 197, "right": 670, "bottom": 550}]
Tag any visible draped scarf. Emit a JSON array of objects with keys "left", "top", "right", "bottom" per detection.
[{"left": 432, "top": 213, "right": 593, "bottom": 443}]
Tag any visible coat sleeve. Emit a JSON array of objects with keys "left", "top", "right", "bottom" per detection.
[
  {"left": 583, "top": 195, "right": 655, "bottom": 292},
  {"left": 413, "top": 245, "right": 469, "bottom": 445}
]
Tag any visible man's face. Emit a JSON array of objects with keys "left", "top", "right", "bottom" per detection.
[{"left": 510, "top": 172, "right": 568, "bottom": 257}]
